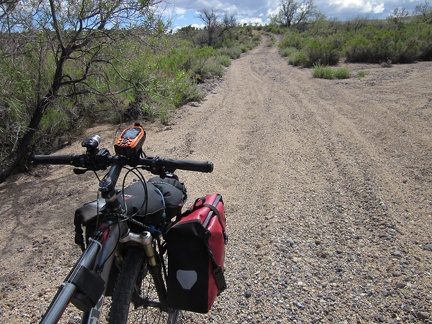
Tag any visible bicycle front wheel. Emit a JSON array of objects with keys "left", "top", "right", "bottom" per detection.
[{"left": 108, "top": 245, "right": 181, "bottom": 324}]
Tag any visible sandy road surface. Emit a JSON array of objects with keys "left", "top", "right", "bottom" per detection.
[{"left": 1, "top": 37, "right": 432, "bottom": 322}]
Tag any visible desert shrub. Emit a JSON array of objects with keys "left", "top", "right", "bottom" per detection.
[
  {"left": 357, "top": 70, "right": 367, "bottom": 79},
  {"left": 279, "top": 31, "right": 305, "bottom": 50},
  {"left": 305, "top": 38, "right": 340, "bottom": 67},
  {"left": 217, "top": 47, "right": 242, "bottom": 59},
  {"left": 217, "top": 55, "right": 231, "bottom": 67},
  {"left": 312, "top": 65, "right": 335, "bottom": 79},
  {"left": 264, "top": 24, "right": 288, "bottom": 34},
  {"left": 200, "top": 57, "right": 225, "bottom": 77},
  {"left": 267, "top": 33, "right": 276, "bottom": 47},
  {"left": 280, "top": 47, "right": 297, "bottom": 58},
  {"left": 344, "top": 25, "right": 429, "bottom": 63},
  {"left": 411, "top": 23, "right": 432, "bottom": 60},
  {"left": 289, "top": 50, "right": 309, "bottom": 67},
  {"left": 280, "top": 31, "right": 340, "bottom": 67},
  {"left": 333, "top": 67, "right": 350, "bottom": 79},
  {"left": 344, "top": 34, "right": 376, "bottom": 62},
  {"left": 344, "top": 27, "right": 395, "bottom": 63},
  {"left": 279, "top": 19, "right": 432, "bottom": 67},
  {"left": 312, "top": 65, "right": 350, "bottom": 79}
]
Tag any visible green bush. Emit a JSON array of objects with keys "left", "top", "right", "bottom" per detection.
[
  {"left": 344, "top": 24, "right": 432, "bottom": 63},
  {"left": 333, "top": 67, "right": 350, "bottom": 79},
  {"left": 279, "top": 31, "right": 305, "bottom": 50},
  {"left": 217, "top": 47, "right": 242, "bottom": 59},
  {"left": 279, "top": 32, "right": 341, "bottom": 68},
  {"left": 312, "top": 65, "right": 335, "bottom": 79},
  {"left": 279, "top": 19, "right": 432, "bottom": 66},
  {"left": 357, "top": 70, "right": 367, "bottom": 78},
  {"left": 289, "top": 50, "right": 309, "bottom": 67},
  {"left": 312, "top": 65, "right": 350, "bottom": 79},
  {"left": 217, "top": 55, "right": 231, "bottom": 67},
  {"left": 305, "top": 38, "right": 340, "bottom": 67}
]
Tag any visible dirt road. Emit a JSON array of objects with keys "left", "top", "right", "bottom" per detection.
[{"left": 1, "top": 37, "right": 431, "bottom": 322}]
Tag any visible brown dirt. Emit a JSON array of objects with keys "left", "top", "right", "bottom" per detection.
[{"left": 1, "top": 37, "right": 431, "bottom": 323}]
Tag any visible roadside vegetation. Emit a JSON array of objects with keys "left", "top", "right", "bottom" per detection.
[
  {"left": 0, "top": 1, "right": 260, "bottom": 181},
  {"left": 272, "top": 0, "right": 432, "bottom": 76},
  {"left": 1, "top": 0, "right": 431, "bottom": 180},
  {"left": 312, "top": 65, "right": 350, "bottom": 79}
]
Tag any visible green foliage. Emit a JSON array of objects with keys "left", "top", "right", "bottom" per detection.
[
  {"left": 305, "top": 38, "right": 340, "bottom": 67},
  {"left": 218, "top": 47, "right": 242, "bottom": 59},
  {"left": 0, "top": 22, "right": 257, "bottom": 165},
  {"left": 105, "top": 26, "right": 261, "bottom": 123},
  {"left": 333, "top": 67, "right": 350, "bottom": 79},
  {"left": 279, "top": 17, "right": 432, "bottom": 68},
  {"left": 279, "top": 31, "right": 305, "bottom": 50},
  {"left": 264, "top": 24, "right": 289, "bottom": 34},
  {"left": 280, "top": 32, "right": 340, "bottom": 67},
  {"left": 357, "top": 70, "right": 367, "bottom": 79},
  {"left": 312, "top": 65, "right": 350, "bottom": 79},
  {"left": 344, "top": 25, "right": 423, "bottom": 63}
]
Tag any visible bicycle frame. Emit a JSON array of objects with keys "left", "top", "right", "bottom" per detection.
[
  {"left": 41, "top": 219, "right": 124, "bottom": 323},
  {"left": 41, "top": 157, "right": 143, "bottom": 323},
  {"left": 32, "top": 128, "right": 213, "bottom": 323}
]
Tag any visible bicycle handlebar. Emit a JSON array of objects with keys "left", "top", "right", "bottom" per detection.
[
  {"left": 31, "top": 153, "right": 214, "bottom": 174},
  {"left": 32, "top": 154, "right": 80, "bottom": 165},
  {"left": 154, "top": 158, "right": 213, "bottom": 173}
]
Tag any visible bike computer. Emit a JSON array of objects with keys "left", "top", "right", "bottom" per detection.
[{"left": 114, "top": 123, "right": 146, "bottom": 156}]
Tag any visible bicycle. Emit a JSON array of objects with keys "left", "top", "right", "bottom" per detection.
[{"left": 31, "top": 123, "right": 214, "bottom": 323}]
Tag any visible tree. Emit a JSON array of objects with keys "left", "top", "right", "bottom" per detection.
[
  {"left": 0, "top": 0, "right": 162, "bottom": 183},
  {"left": 198, "top": 8, "right": 218, "bottom": 46},
  {"left": 388, "top": 7, "right": 409, "bottom": 29},
  {"left": 269, "top": 0, "right": 317, "bottom": 28},
  {"left": 197, "top": 8, "right": 237, "bottom": 47},
  {"left": 221, "top": 12, "right": 237, "bottom": 37},
  {"left": 295, "top": 0, "right": 317, "bottom": 25},
  {"left": 414, "top": 1, "right": 432, "bottom": 22},
  {"left": 270, "top": 0, "right": 297, "bottom": 27}
]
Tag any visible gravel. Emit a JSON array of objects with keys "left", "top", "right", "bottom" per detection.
[{"left": 1, "top": 37, "right": 432, "bottom": 323}]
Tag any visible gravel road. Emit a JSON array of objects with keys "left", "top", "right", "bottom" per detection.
[{"left": 1, "top": 37, "right": 432, "bottom": 323}]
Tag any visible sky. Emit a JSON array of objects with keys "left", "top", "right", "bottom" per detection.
[{"left": 160, "top": 0, "right": 427, "bottom": 31}]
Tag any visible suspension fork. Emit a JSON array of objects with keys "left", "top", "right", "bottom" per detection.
[
  {"left": 149, "top": 236, "right": 171, "bottom": 312},
  {"left": 119, "top": 230, "right": 170, "bottom": 312}
]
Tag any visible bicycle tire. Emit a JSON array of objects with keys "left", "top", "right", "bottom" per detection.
[{"left": 108, "top": 245, "right": 181, "bottom": 324}]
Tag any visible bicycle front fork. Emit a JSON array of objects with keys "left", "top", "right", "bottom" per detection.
[
  {"left": 119, "top": 230, "right": 157, "bottom": 265},
  {"left": 119, "top": 230, "right": 171, "bottom": 312}
]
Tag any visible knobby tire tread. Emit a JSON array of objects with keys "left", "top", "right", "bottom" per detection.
[{"left": 109, "top": 246, "right": 146, "bottom": 324}]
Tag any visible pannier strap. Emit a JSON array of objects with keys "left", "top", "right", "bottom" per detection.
[
  {"left": 205, "top": 239, "right": 227, "bottom": 294},
  {"left": 202, "top": 203, "right": 220, "bottom": 228},
  {"left": 185, "top": 194, "right": 227, "bottom": 244},
  {"left": 213, "top": 265, "right": 227, "bottom": 294}
]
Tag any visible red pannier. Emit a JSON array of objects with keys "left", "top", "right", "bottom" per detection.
[{"left": 166, "top": 194, "right": 227, "bottom": 313}]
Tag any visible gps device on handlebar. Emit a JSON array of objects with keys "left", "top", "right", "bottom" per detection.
[{"left": 114, "top": 123, "right": 146, "bottom": 157}]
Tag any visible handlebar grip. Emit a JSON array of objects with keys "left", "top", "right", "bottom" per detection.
[
  {"left": 31, "top": 155, "right": 76, "bottom": 165},
  {"left": 160, "top": 158, "right": 214, "bottom": 173}
]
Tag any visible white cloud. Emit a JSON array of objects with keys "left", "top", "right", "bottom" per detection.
[
  {"left": 175, "top": 8, "right": 187, "bottom": 15},
  {"left": 327, "top": 0, "right": 385, "bottom": 13},
  {"left": 372, "top": 3, "right": 385, "bottom": 13},
  {"left": 166, "top": 0, "right": 427, "bottom": 28}
]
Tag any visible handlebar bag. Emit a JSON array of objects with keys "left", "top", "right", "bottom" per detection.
[
  {"left": 165, "top": 194, "right": 227, "bottom": 313},
  {"left": 74, "top": 176, "right": 187, "bottom": 250},
  {"left": 121, "top": 176, "right": 187, "bottom": 228}
]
